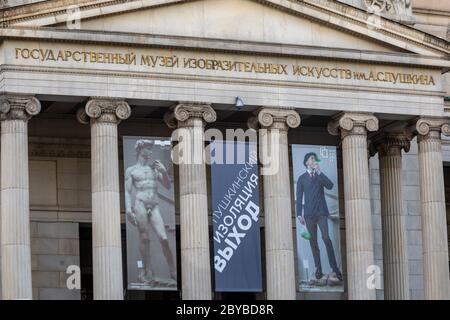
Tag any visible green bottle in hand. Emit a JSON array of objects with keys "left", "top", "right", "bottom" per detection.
[{"left": 300, "top": 224, "right": 311, "bottom": 240}]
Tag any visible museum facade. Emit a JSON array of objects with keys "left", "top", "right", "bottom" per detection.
[{"left": 0, "top": 0, "right": 449, "bottom": 300}]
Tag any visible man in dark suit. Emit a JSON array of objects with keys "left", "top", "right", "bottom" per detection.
[{"left": 296, "top": 152, "right": 342, "bottom": 281}]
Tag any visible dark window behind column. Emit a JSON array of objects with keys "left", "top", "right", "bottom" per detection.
[
  {"left": 79, "top": 223, "right": 127, "bottom": 300},
  {"left": 443, "top": 166, "right": 450, "bottom": 269}
]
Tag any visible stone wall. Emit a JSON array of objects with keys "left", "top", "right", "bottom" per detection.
[
  {"left": 412, "top": 0, "right": 450, "bottom": 40},
  {"left": 30, "top": 222, "right": 80, "bottom": 300},
  {"left": 369, "top": 138, "right": 424, "bottom": 300},
  {"left": 27, "top": 158, "right": 88, "bottom": 300},
  {"left": 29, "top": 158, "right": 92, "bottom": 222},
  {"left": 0, "top": 156, "right": 88, "bottom": 300}
]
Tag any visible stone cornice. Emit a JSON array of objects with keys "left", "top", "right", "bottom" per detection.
[
  {"left": 0, "top": 0, "right": 448, "bottom": 57},
  {"left": 1, "top": 0, "right": 130, "bottom": 22},
  {"left": 0, "top": 0, "right": 186, "bottom": 25},
  {"left": 297, "top": 0, "right": 448, "bottom": 55},
  {"left": 413, "top": 8, "right": 450, "bottom": 18},
  {"left": 1, "top": 64, "right": 447, "bottom": 97},
  {"left": 1, "top": 27, "right": 449, "bottom": 69}
]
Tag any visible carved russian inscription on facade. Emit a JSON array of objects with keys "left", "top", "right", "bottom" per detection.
[{"left": 14, "top": 47, "right": 436, "bottom": 87}]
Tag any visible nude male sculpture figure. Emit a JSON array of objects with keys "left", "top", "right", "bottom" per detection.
[{"left": 125, "top": 140, "right": 176, "bottom": 285}]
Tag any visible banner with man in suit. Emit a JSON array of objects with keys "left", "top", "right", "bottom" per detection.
[{"left": 292, "top": 145, "right": 343, "bottom": 292}]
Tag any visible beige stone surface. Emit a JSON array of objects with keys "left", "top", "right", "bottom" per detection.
[
  {"left": 29, "top": 160, "right": 57, "bottom": 206},
  {"left": 0, "top": 0, "right": 448, "bottom": 302},
  {"left": 58, "top": 239, "right": 79, "bottom": 256},
  {"left": 38, "top": 287, "right": 80, "bottom": 300},
  {"left": 374, "top": 135, "right": 411, "bottom": 300},
  {"left": 79, "top": 0, "right": 396, "bottom": 53},
  {"left": 0, "top": 27, "right": 446, "bottom": 118},
  {"left": 34, "top": 222, "right": 79, "bottom": 239},
  {"left": 31, "top": 238, "right": 59, "bottom": 255},
  {"left": 5, "top": 0, "right": 447, "bottom": 56},
  {"left": 3, "top": 39, "right": 445, "bottom": 90},
  {"left": 0, "top": 96, "right": 41, "bottom": 300},
  {"left": 56, "top": 158, "right": 92, "bottom": 209},
  {"left": 251, "top": 107, "right": 300, "bottom": 300},
  {"left": 165, "top": 103, "right": 216, "bottom": 300},
  {"left": 413, "top": 118, "right": 450, "bottom": 300},
  {"left": 31, "top": 271, "right": 59, "bottom": 288},
  {"left": 412, "top": 0, "right": 449, "bottom": 39},
  {"left": 27, "top": 221, "right": 80, "bottom": 300},
  {"left": 328, "top": 112, "right": 378, "bottom": 300},
  {"left": 413, "top": 0, "right": 450, "bottom": 12},
  {"left": 78, "top": 98, "right": 131, "bottom": 300}
]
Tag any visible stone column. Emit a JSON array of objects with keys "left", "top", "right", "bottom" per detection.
[
  {"left": 249, "top": 108, "right": 301, "bottom": 300},
  {"left": 328, "top": 112, "right": 378, "bottom": 300},
  {"left": 411, "top": 118, "right": 450, "bottom": 300},
  {"left": 77, "top": 98, "right": 131, "bottom": 300},
  {"left": 164, "top": 102, "right": 216, "bottom": 300},
  {"left": 371, "top": 134, "right": 411, "bottom": 300},
  {"left": 0, "top": 95, "right": 41, "bottom": 300}
]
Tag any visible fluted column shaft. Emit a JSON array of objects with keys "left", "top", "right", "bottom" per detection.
[
  {"left": 375, "top": 136, "right": 410, "bottom": 300},
  {"left": 165, "top": 103, "right": 216, "bottom": 300},
  {"left": 413, "top": 118, "right": 450, "bottom": 300},
  {"left": 251, "top": 108, "right": 301, "bottom": 300},
  {"left": 77, "top": 98, "right": 131, "bottom": 300},
  {"left": 328, "top": 112, "right": 378, "bottom": 300},
  {"left": 0, "top": 96, "right": 41, "bottom": 300}
]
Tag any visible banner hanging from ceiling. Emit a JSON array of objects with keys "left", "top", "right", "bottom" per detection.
[
  {"left": 123, "top": 136, "right": 177, "bottom": 291},
  {"left": 210, "top": 140, "right": 262, "bottom": 292},
  {"left": 292, "top": 144, "right": 344, "bottom": 293}
]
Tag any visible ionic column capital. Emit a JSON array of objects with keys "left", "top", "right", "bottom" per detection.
[
  {"left": 164, "top": 102, "right": 216, "bottom": 129},
  {"left": 247, "top": 107, "right": 301, "bottom": 131},
  {"left": 328, "top": 112, "right": 378, "bottom": 138},
  {"left": 369, "top": 133, "right": 412, "bottom": 157},
  {"left": 77, "top": 98, "right": 131, "bottom": 125},
  {"left": 0, "top": 95, "right": 41, "bottom": 121},
  {"left": 408, "top": 117, "right": 450, "bottom": 142}
]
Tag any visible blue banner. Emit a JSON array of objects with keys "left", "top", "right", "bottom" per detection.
[{"left": 210, "top": 140, "right": 262, "bottom": 292}]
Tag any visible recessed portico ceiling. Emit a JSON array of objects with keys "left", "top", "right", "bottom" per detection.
[{"left": 0, "top": 0, "right": 448, "bottom": 58}]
